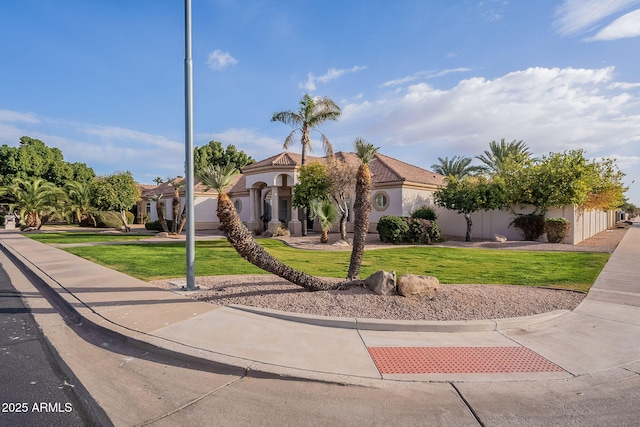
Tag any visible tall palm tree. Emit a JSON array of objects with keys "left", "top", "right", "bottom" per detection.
[
  {"left": 271, "top": 93, "right": 341, "bottom": 165},
  {"left": 2, "top": 178, "right": 63, "bottom": 229},
  {"left": 272, "top": 94, "right": 342, "bottom": 236},
  {"left": 309, "top": 199, "right": 338, "bottom": 243},
  {"left": 200, "top": 163, "right": 337, "bottom": 291},
  {"left": 65, "top": 180, "right": 94, "bottom": 225},
  {"left": 148, "top": 193, "right": 170, "bottom": 233},
  {"left": 476, "top": 139, "right": 532, "bottom": 176},
  {"left": 347, "top": 138, "right": 379, "bottom": 280},
  {"left": 431, "top": 156, "right": 480, "bottom": 179}
]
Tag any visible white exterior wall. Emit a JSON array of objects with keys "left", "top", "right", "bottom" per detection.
[
  {"left": 193, "top": 196, "right": 218, "bottom": 230},
  {"left": 435, "top": 205, "right": 615, "bottom": 244},
  {"left": 366, "top": 187, "right": 437, "bottom": 233}
]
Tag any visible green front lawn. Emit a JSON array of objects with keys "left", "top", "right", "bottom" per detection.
[{"left": 56, "top": 238, "right": 608, "bottom": 292}]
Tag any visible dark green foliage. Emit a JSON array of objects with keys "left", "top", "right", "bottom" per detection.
[
  {"left": 0, "top": 137, "right": 95, "bottom": 188},
  {"left": 145, "top": 219, "right": 174, "bottom": 231},
  {"left": 292, "top": 163, "right": 331, "bottom": 209},
  {"left": 82, "top": 211, "right": 122, "bottom": 228},
  {"left": 545, "top": 217, "right": 571, "bottom": 243},
  {"left": 194, "top": 140, "right": 254, "bottom": 178},
  {"left": 377, "top": 215, "right": 410, "bottom": 244},
  {"left": 408, "top": 218, "right": 441, "bottom": 243},
  {"left": 511, "top": 214, "right": 545, "bottom": 241},
  {"left": 411, "top": 206, "right": 437, "bottom": 221},
  {"left": 377, "top": 215, "right": 441, "bottom": 244}
]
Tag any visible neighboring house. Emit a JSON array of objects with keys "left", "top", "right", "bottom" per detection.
[{"left": 140, "top": 151, "right": 617, "bottom": 244}]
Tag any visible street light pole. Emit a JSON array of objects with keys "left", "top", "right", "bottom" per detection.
[{"left": 183, "top": 0, "right": 197, "bottom": 291}]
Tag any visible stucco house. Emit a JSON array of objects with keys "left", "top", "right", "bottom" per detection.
[
  {"left": 140, "top": 151, "right": 617, "bottom": 244},
  {"left": 141, "top": 151, "right": 446, "bottom": 235}
]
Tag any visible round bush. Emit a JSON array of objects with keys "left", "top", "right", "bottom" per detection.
[
  {"left": 544, "top": 217, "right": 570, "bottom": 243},
  {"left": 145, "top": 219, "right": 174, "bottom": 231},
  {"left": 510, "top": 214, "right": 545, "bottom": 241},
  {"left": 377, "top": 215, "right": 410, "bottom": 244},
  {"left": 411, "top": 206, "right": 437, "bottom": 221}
]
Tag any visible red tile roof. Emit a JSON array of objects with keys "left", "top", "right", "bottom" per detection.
[{"left": 142, "top": 151, "right": 445, "bottom": 197}]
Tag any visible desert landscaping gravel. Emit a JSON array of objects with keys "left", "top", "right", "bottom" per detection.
[{"left": 151, "top": 227, "right": 628, "bottom": 321}]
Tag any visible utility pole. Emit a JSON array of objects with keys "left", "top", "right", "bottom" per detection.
[{"left": 183, "top": 0, "right": 197, "bottom": 291}]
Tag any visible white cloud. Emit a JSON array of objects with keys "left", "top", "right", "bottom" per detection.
[
  {"left": 554, "top": 0, "right": 640, "bottom": 36},
  {"left": 300, "top": 66, "right": 366, "bottom": 92},
  {"left": 382, "top": 68, "right": 472, "bottom": 88},
  {"left": 206, "top": 49, "right": 238, "bottom": 71},
  {"left": 587, "top": 8, "right": 640, "bottom": 40},
  {"left": 336, "top": 66, "right": 640, "bottom": 169},
  {"left": 478, "top": 0, "right": 510, "bottom": 22},
  {"left": 81, "top": 125, "right": 182, "bottom": 151},
  {"left": 0, "top": 109, "right": 40, "bottom": 123}
]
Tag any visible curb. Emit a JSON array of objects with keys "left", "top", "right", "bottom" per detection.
[{"left": 228, "top": 304, "right": 570, "bottom": 332}]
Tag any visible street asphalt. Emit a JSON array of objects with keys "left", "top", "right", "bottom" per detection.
[{"left": 0, "top": 222, "right": 638, "bottom": 426}]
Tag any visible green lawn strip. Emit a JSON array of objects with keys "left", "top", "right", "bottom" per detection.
[
  {"left": 62, "top": 238, "right": 608, "bottom": 291},
  {"left": 26, "top": 232, "right": 149, "bottom": 244}
]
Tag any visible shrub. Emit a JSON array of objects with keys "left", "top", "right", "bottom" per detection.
[
  {"left": 85, "top": 211, "right": 123, "bottom": 228},
  {"left": 407, "top": 218, "right": 433, "bottom": 244},
  {"left": 377, "top": 215, "right": 410, "bottom": 244},
  {"left": 145, "top": 219, "right": 174, "bottom": 231},
  {"left": 125, "top": 211, "right": 135, "bottom": 225},
  {"left": 511, "top": 214, "right": 545, "bottom": 241},
  {"left": 545, "top": 217, "right": 571, "bottom": 243},
  {"left": 411, "top": 206, "right": 437, "bottom": 221},
  {"left": 262, "top": 225, "right": 291, "bottom": 237}
]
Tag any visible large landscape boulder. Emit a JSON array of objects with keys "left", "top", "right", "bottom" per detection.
[
  {"left": 397, "top": 274, "right": 440, "bottom": 299},
  {"left": 363, "top": 270, "right": 397, "bottom": 296}
]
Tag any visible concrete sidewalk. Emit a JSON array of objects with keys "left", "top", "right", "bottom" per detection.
[{"left": 0, "top": 224, "right": 639, "bottom": 386}]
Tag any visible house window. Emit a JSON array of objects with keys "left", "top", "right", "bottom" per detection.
[
  {"left": 373, "top": 192, "right": 389, "bottom": 211},
  {"left": 233, "top": 199, "right": 242, "bottom": 213},
  {"left": 279, "top": 199, "right": 289, "bottom": 222}
]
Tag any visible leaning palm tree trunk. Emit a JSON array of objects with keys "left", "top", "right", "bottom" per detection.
[
  {"left": 154, "top": 199, "right": 170, "bottom": 233},
  {"left": 347, "top": 163, "right": 371, "bottom": 280},
  {"left": 176, "top": 204, "right": 187, "bottom": 235},
  {"left": 217, "top": 192, "right": 337, "bottom": 291},
  {"left": 347, "top": 138, "right": 378, "bottom": 280}
]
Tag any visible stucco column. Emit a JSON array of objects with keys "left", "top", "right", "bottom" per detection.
[
  {"left": 268, "top": 186, "right": 280, "bottom": 231},
  {"left": 248, "top": 188, "right": 256, "bottom": 222},
  {"left": 289, "top": 206, "right": 302, "bottom": 236},
  {"left": 247, "top": 188, "right": 259, "bottom": 232}
]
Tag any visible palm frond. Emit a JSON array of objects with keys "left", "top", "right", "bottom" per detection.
[
  {"left": 198, "top": 163, "right": 240, "bottom": 194},
  {"left": 353, "top": 137, "right": 379, "bottom": 165}
]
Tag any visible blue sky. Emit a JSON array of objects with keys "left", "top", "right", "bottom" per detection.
[{"left": 1, "top": 0, "right": 640, "bottom": 204}]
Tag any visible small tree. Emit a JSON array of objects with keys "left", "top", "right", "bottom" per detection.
[
  {"left": 435, "top": 176, "right": 505, "bottom": 241},
  {"left": 65, "top": 181, "right": 95, "bottom": 225},
  {"left": 309, "top": 199, "right": 338, "bottom": 243},
  {"left": 326, "top": 154, "right": 357, "bottom": 240},
  {"left": 292, "top": 162, "right": 332, "bottom": 216},
  {"left": 1, "top": 177, "right": 63, "bottom": 229},
  {"left": 91, "top": 172, "right": 140, "bottom": 232}
]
